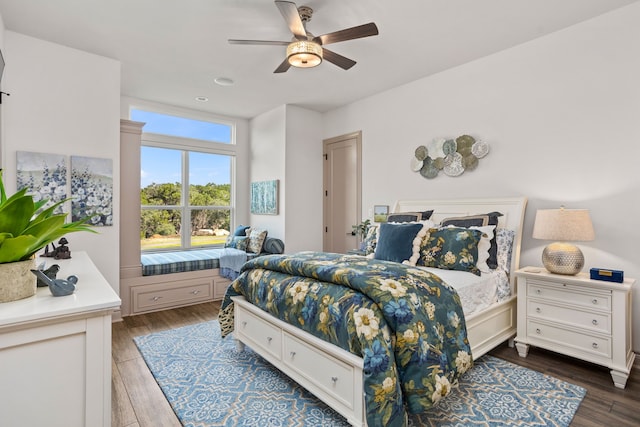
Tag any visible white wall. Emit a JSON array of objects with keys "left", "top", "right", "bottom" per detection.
[
  {"left": 249, "top": 104, "right": 323, "bottom": 252},
  {"left": 323, "top": 3, "right": 640, "bottom": 349},
  {"left": 2, "top": 31, "right": 121, "bottom": 293}
]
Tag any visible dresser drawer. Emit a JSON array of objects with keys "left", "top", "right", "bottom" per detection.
[
  {"left": 132, "top": 279, "right": 213, "bottom": 313},
  {"left": 527, "top": 300, "right": 611, "bottom": 334},
  {"left": 527, "top": 281, "right": 611, "bottom": 311},
  {"left": 283, "top": 332, "right": 355, "bottom": 409},
  {"left": 527, "top": 320, "right": 611, "bottom": 358},
  {"left": 235, "top": 305, "right": 282, "bottom": 360}
]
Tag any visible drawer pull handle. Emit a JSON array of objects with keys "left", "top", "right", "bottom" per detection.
[
  {"left": 267, "top": 337, "right": 273, "bottom": 343},
  {"left": 592, "top": 319, "right": 598, "bottom": 326},
  {"left": 331, "top": 376, "right": 338, "bottom": 383},
  {"left": 535, "top": 328, "right": 541, "bottom": 334},
  {"left": 592, "top": 342, "right": 599, "bottom": 349},
  {"left": 191, "top": 290, "right": 200, "bottom": 295},
  {"left": 290, "top": 351, "right": 296, "bottom": 358},
  {"left": 151, "top": 296, "right": 163, "bottom": 301},
  {"left": 592, "top": 299, "right": 598, "bottom": 305},
  {"left": 242, "top": 321, "right": 247, "bottom": 328},
  {"left": 535, "top": 307, "right": 541, "bottom": 313},
  {"left": 536, "top": 289, "right": 541, "bottom": 294}
]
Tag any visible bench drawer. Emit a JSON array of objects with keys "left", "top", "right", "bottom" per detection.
[{"left": 132, "top": 278, "right": 213, "bottom": 313}]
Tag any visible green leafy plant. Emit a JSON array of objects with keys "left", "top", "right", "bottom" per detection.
[
  {"left": 0, "top": 170, "right": 96, "bottom": 263},
  {"left": 351, "top": 219, "right": 371, "bottom": 240}
]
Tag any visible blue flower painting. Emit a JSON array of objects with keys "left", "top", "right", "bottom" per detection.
[
  {"left": 16, "top": 151, "right": 67, "bottom": 214},
  {"left": 71, "top": 156, "right": 113, "bottom": 226}
]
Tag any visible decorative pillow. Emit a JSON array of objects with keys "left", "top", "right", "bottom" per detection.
[
  {"left": 233, "top": 224, "right": 251, "bottom": 236},
  {"left": 387, "top": 210, "right": 434, "bottom": 223},
  {"left": 496, "top": 228, "right": 516, "bottom": 272},
  {"left": 224, "top": 236, "right": 248, "bottom": 251},
  {"left": 262, "top": 237, "right": 285, "bottom": 254},
  {"left": 466, "top": 225, "right": 495, "bottom": 273},
  {"left": 246, "top": 229, "right": 268, "bottom": 254},
  {"left": 363, "top": 225, "right": 378, "bottom": 255},
  {"left": 418, "top": 226, "right": 483, "bottom": 275},
  {"left": 374, "top": 222, "right": 425, "bottom": 263},
  {"left": 441, "top": 212, "right": 503, "bottom": 269}
]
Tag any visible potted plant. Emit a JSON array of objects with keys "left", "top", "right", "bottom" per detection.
[
  {"left": 351, "top": 219, "right": 371, "bottom": 250},
  {"left": 0, "top": 170, "right": 96, "bottom": 302}
]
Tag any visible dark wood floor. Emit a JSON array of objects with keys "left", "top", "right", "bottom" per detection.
[{"left": 112, "top": 302, "right": 640, "bottom": 427}]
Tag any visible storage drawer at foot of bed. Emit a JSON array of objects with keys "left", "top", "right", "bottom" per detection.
[
  {"left": 131, "top": 278, "right": 213, "bottom": 314},
  {"left": 235, "top": 305, "right": 282, "bottom": 360},
  {"left": 283, "top": 332, "right": 356, "bottom": 410}
]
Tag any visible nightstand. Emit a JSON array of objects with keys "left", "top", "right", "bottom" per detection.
[{"left": 515, "top": 267, "right": 635, "bottom": 388}]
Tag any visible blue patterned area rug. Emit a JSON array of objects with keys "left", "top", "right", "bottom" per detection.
[{"left": 134, "top": 320, "right": 586, "bottom": 427}]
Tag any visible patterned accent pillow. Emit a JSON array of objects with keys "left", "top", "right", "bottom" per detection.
[
  {"left": 363, "top": 225, "right": 378, "bottom": 255},
  {"left": 496, "top": 228, "right": 516, "bottom": 272},
  {"left": 247, "top": 229, "right": 268, "bottom": 254},
  {"left": 225, "top": 236, "right": 248, "bottom": 251},
  {"left": 418, "top": 226, "right": 483, "bottom": 275},
  {"left": 441, "top": 212, "right": 502, "bottom": 269}
]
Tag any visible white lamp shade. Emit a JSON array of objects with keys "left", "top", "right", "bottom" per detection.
[{"left": 532, "top": 208, "right": 595, "bottom": 242}]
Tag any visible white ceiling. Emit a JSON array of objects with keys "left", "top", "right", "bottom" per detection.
[{"left": 0, "top": 0, "right": 636, "bottom": 119}]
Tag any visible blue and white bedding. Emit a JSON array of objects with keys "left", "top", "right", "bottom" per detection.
[{"left": 219, "top": 251, "right": 472, "bottom": 427}]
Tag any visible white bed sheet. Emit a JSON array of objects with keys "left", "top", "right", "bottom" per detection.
[{"left": 416, "top": 267, "right": 510, "bottom": 316}]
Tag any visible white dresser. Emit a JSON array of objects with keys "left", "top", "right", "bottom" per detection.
[
  {"left": 0, "top": 252, "right": 121, "bottom": 427},
  {"left": 515, "top": 267, "right": 635, "bottom": 388}
]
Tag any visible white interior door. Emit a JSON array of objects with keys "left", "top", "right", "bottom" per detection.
[{"left": 323, "top": 132, "right": 361, "bottom": 253}]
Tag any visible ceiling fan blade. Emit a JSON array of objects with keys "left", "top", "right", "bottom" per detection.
[
  {"left": 315, "top": 22, "right": 379, "bottom": 45},
  {"left": 275, "top": 0, "right": 307, "bottom": 39},
  {"left": 274, "top": 58, "right": 292, "bottom": 73},
  {"left": 228, "top": 39, "right": 290, "bottom": 46},
  {"left": 322, "top": 48, "right": 356, "bottom": 70}
]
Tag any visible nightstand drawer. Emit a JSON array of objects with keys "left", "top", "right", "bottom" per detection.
[
  {"left": 527, "top": 281, "right": 611, "bottom": 311},
  {"left": 527, "top": 320, "right": 611, "bottom": 358},
  {"left": 527, "top": 300, "right": 611, "bottom": 334}
]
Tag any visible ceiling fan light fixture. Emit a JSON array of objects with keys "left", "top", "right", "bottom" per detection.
[{"left": 286, "top": 40, "right": 322, "bottom": 68}]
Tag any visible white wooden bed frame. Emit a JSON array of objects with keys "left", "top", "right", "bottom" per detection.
[{"left": 232, "top": 196, "right": 527, "bottom": 426}]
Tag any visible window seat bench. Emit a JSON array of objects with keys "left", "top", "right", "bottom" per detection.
[{"left": 121, "top": 238, "right": 285, "bottom": 316}]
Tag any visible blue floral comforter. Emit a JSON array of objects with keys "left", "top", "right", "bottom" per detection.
[{"left": 219, "top": 251, "right": 472, "bottom": 427}]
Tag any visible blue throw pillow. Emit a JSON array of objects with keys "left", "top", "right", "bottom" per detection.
[
  {"left": 233, "top": 225, "right": 251, "bottom": 236},
  {"left": 225, "top": 236, "right": 248, "bottom": 251},
  {"left": 374, "top": 222, "right": 424, "bottom": 263}
]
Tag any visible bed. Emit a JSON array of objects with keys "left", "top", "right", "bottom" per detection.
[{"left": 219, "top": 197, "right": 527, "bottom": 426}]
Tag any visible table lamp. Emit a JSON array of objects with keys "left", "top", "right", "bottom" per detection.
[{"left": 532, "top": 207, "right": 595, "bottom": 275}]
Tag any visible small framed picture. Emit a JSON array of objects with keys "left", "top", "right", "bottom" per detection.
[{"left": 373, "top": 205, "right": 389, "bottom": 223}]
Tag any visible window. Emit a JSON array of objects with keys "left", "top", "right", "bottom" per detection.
[{"left": 132, "top": 109, "right": 235, "bottom": 252}]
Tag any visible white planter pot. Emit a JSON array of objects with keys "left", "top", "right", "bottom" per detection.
[{"left": 0, "top": 258, "right": 37, "bottom": 303}]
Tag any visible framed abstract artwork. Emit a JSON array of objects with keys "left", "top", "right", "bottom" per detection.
[
  {"left": 250, "top": 180, "right": 278, "bottom": 215},
  {"left": 16, "top": 151, "right": 68, "bottom": 214},
  {"left": 71, "top": 156, "right": 113, "bottom": 226}
]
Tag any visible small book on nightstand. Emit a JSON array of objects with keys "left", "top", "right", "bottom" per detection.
[{"left": 590, "top": 268, "right": 624, "bottom": 283}]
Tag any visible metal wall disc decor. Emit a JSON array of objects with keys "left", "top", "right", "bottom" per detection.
[{"left": 410, "top": 134, "right": 490, "bottom": 179}]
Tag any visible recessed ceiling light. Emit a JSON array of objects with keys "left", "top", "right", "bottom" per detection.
[
  {"left": 195, "top": 96, "right": 209, "bottom": 102},
  {"left": 214, "top": 77, "right": 235, "bottom": 86}
]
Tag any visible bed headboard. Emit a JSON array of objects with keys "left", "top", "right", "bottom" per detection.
[{"left": 393, "top": 197, "right": 528, "bottom": 292}]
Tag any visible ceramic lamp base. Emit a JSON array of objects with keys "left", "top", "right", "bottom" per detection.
[{"left": 542, "top": 242, "right": 584, "bottom": 275}]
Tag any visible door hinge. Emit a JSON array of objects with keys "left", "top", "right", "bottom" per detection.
[
  {"left": 323, "top": 153, "right": 328, "bottom": 160},
  {"left": 325, "top": 226, "right": 328, "bottom": 233},
  {"left": 325, "top": 190, "right": 328, "bottom": 197}
]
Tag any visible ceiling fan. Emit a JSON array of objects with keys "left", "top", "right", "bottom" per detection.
[{"left": 228, "top": 0, "right": 379, "bottom": 73}]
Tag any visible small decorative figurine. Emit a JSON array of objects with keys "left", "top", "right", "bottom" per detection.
[
  {"left": 30, "top": 269, "right": 78, "bottom": 297},
  {"left": 35, "top": 262, "right": 61, "bottom": 287},
  {"left": 41, "top": 237, "right": 72, "bottom": 259}
]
